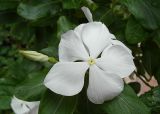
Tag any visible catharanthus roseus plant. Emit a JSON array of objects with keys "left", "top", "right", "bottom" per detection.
[
  {"left": 44, "top": 7, "right": 135, "bottom": 104},
  {"left": 1, "top": 0, "right": 160, "bottom": 114}
]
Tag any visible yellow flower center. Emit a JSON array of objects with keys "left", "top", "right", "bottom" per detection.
[{"left": 88, "top": 58, "right": 95, "bottom": 65}]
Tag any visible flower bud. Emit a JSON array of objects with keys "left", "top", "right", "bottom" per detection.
[{"left": 19, "top": 50, "right": 49, "bottom": 62}]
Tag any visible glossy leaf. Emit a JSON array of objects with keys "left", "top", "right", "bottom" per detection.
[
  {"left": 62, "top": 0, "right": 81, "bottom": 9},
  {"left": 15, "top": 72, "right": 46, "bottom": 101},
  {"left": 17, "top": 0, "right": 59, "bottom": 20},
  {"left": 125, "top": 17, "right": 148, "bottom": 44},
  {"left": 121, "top": 0, "right": 160, "bottom": 29},
  {"left": 153, "top": 30, "right": 160, "bottom": 48},
  {"left": 57, "top": 16, "right": 75, "bottom": 38},
  {"left": 142, "top": 41, "right": 160, "bottom": 76},
  {"left": 102, "top": 85, "right": 151, "bottom": 114},
  {"left": 140, "top": 87, "right": 160, "bottom": 114},
  {"left": 39, "top": 90, "right": 77, "bottom": 114},
  {"left": 11, "top": 22, "right": 35, "bottom": 43}
]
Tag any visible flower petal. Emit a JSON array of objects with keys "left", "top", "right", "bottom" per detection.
[
  {"left": 96, "top": 45, "right": 135, "bottom": 78},
  {"left": 44, "top": 62, "right": 89, "bottom": 96},
  {"left": 87, "top": 65, "right": 124, "bottom": 104},
  {"left": 29, "top": 106, "right": 39, "bottom": 114},
  {"left": 111, "top": 40, "right": 131, "bottom": 53},
  {"left": 82, "top": 22, "right": 113, "bottom": 58},
  {"left": 81, "top": 6, "right": 93, "bottom": 22},
  {"left": 74, "top": 24, "right": 85, "bottom": 38},
  {"left": 59, "top": 30, "right": 89, "bottom": 62},
  {"left": 11, "top": 96, "right": 40, "bottom": 114}
]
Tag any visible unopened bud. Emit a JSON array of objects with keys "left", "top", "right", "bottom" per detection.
[{"left": 19, "top": 50, "right": 49, "bottom": 62}]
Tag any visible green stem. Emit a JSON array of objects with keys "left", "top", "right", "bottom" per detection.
[{"left": 48, "top": 57, "right": 58, "bottom": 63}]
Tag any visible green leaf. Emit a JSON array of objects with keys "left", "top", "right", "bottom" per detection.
[
  {"left": 98, "top": 9, "right": 115, "bottom": 26},
  {"left": 17, "top": 0, "right": 59, "bottom": 20},
  {"left": 29, "top": 4, "right": 60, "bottom": 27},
  {"left": 0, "top": 96, "right": 11, "bottom": 110},
  {"left": 34, "top": 27, "right": 57, "bottom": 50},
  {"left": 125, "top": 17, "right": 148, "bottom": 44},
  {"left": 15, "top": 72, "right": 46, "bottom": 101},
  {"left": 10, "top": 22, "right": 35, "bottom": 43},
  {"left": 102, "top": 85, "right": 151, "bottom": 114},
  {"left": 0, "top": 77, "right": 16, "bottom": 86},
  {"left": 57, "top": 16, "right": 75, "bottom": 39},
  {"left": 140, "top": 86, "right": 160, "bottom": 114},
  {"left": 120, "top": 0, "right": 160, "bottom": 29},
  {"left": 62, "top": 0, "right": 81, "bottom": 9},
  {"left": 0, "top": 0, "right": 19, "bottom": 11},
  {"left": 0, "top": 11, "right": 22, "bottom": 24},
  {"left": 153, "top": 30, "right": 160, "bottom": 48},
  {"left": 128, "top": 82, "right": 141, "bottom": 94},
  {"left": 76, "top": 89, "right": 105, "bottom": 114},
  {"left": 142, "top": 41, "right": 160, "bottom": 76},
  {"left": 41, "top": 46, "right": 58, "bottom": 58},
  {"left": 8, "top": 59, "right": 41, "bottom": 81},
  {"left": 155, "top": 67, "right": 160, "bottom": 84},
  {"left": 0, "top": 26, "right": 9, "bottom": 39},
  {"left": 0, "top": 85, "right": 14, "bottom": 96},
  {"left": 39, "top": 90, "right": 77, "bottom": 114}
]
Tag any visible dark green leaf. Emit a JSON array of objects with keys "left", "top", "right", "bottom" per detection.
[
  {"left": 10, "top": 22, "right": 35, "bottom": 43},
  {"left": 97, "top": 8, "right": 115, "bottom": 26},
  {"left": 39, "top": 90, "right": 77, "bottom": 114},
  {"left": 0, "top": 26, "right": 9, "bottom": 39},
  {"left": 0, "top": 77, "right": 16, "bottom": 86},
  {"left": 76, "top": 83, "right": 105, "bottom": 114},
  {"left": 34, "top": 27, "right": 57, "bottom": 50},
  {"left": 0, "top": 0, "right": 19, "bottom": 11},
  {"left": 153, "top": 30, "right": 160, "bottom": 48},
  {"left": 62, "top": 0, "right": 81, "bottom": 9},
  {"left": 140, "top": 86, "right": 160, "bottom": 114},
  {"left": 15, "top": 72, "right": 46, "bottom": 101},
  {"left": 57, "top": 16, "right": 75, "bottom": 38},
  {"left": 142, "top": 41, "right": 160, "bottom": 76},
  {"left": 17, "top": 0, "right": 59, "bottom": 20},
  {"left": 155, "top": 67, "right": 160, "bottom": 84},
  {"left": 0, "top": 85, "right": 14, "bottom": 96},
  {"left": 0, "top": 11, "right": 22, "bottom": 24},
  {"left": 129, "top": 82, "right": 141, "bottom": 94},
  {"left": 125, "top": 17, "right": 148, "bottom": 44},
  {"left": 41, "top": 46, "right": 58, "bottom": 58},
  {"left": 120, "top": 0, "right": 160, "bottom": 29},
  {"left": 102, "top": 85, "right": 150, "bottom": 114},
  {"left": 8, "top": 59, "right": 41, "bottom": 81},
  {"left": 0, "top": 96, "right": 11, "bottom": 110}
]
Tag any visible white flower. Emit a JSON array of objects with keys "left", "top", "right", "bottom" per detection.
[
  {"left": 11, "top": 96, "right": 40, "bottom": 114},
  {"left": 44, "top": 7, "right": 135, "bottom": 104}
]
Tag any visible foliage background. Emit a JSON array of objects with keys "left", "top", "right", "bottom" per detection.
[{"left": 0, "top": 0, "right": 160, "bottom": 114}]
